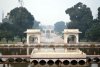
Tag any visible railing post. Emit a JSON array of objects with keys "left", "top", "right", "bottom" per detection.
[{"left": 27, "top": 47, "right": 29, "bottom": 55}]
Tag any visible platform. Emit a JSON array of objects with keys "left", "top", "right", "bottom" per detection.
[{"left": 30, "top": 48, "right": 86, "bottom": 62}]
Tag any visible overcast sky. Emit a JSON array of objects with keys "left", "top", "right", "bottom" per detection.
[{"left": 0, "top": 0, "right": 100, "bottom": 25}]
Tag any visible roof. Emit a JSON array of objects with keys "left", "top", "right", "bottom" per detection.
[
  {"left": 63, "top": 29, "right": 82, "bottom": 34},
  {"left": 24, "top": 29, "right": 41, "bottom": 34}
]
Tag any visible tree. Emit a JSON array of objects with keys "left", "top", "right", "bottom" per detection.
[
  {"left": 54, "top": 21, "right": 66, "bottom": 34},
  {"left": 33, "top": 20, "right": 40, "bottom": 29},
  {"left": 0, "top": 22, "right": 15, "bottom": 43},
  {"left": 85, "top": 7, "right": 100, "bottom": 42},
  {"left": 98, "top": 7, "right": 100, "bottom": 20},
  {"left": 85, "top": 21, "right": 100, "bottom": 41},
  {"left": 9, "top": 7, "right": 34, "bottom": 41},
  {"left": 65, "top": 2, "right": 93, "bottom": 39}
]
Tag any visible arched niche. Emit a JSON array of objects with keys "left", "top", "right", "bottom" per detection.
[
  {"left": 46, "top": 30, "right": 50, "bottom": 33},
  {"left": 29, "top": 35, "right": 39, "bottom": 44},
  {"left": 43, "top": 29, "right": 54, "bottom": 38},
  {"left": 24, "top": 29, "right": 41, "bottom": 45},
  {"left": 67, "top": 35, "right": 76, "bottom": 44},
  {"left": 64, "top": 29, "right": 81, "bottom": 44}
]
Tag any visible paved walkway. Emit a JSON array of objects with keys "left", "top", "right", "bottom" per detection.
[{"left": 41, "top": 33, "right": 64, "bottom": 44}]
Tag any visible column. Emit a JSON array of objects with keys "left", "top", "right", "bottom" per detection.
[
  {"left": 37, "top": 35, "right": 40, "bottom": 44},
  {"left": 27, "top": 47, "right": 29, "bottom": 55},
  {"left": 64, "top": 34, "right": 67, "bottom": 44},
  {"left": 27, "top": 34, "right": 30, "bottom": 45},
  {"left": 27, "top": 34, "right": 30, "bottom": 55},
  {"left": 76, "top": 34, "right": 79, "bottom": 44}
]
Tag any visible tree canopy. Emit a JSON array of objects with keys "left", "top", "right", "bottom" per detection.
[
  {"left": 65, "top": 2, "right": 93, "bottom": 39},
  {"left": 54, "top": 21, "right": 66, "bottom": 34},
  {"left": 65, "top": 2, "right": 100, "bottom": 42},
  {"left": 9, "top": 7, "right": 34, "bottom": 30},
  {"left": 9, "top": 7, "right": 34, "bottom": 41},
  {"left": 0, "top": 22, "right": 15, "bottom": 42},
  {"left": 85, "top": 7, "right": 100, "bottom": 41},
  {"left": 0, "top": 7, "right": 35, "bottom": 42}
]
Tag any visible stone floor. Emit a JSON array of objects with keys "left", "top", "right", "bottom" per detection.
[{"left": 31, "top": 48, "right": 86, "bottom": 59}]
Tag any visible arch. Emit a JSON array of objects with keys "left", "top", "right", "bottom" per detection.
[
  {"left": 64, "top": 29, "right": 81, "bottom": 44},
  {"left": 87, "top": 57, "right": 92, "bottom": 63},
  {"left": 23, "top": 59, "right": 30, "bottom": 63},
  {"left": 25, "top": 29, "right": 41, "bottom": 44},
  {"left": 29, "top": 35, "right": 38, "bottom": 44},
  {"left": 7, "top": 58, "right": 14, "bottom": 63},
  {"left": 93, "top": 57, "right": 100, "bottom": 63},
  {"left": 43, "top": 29, "right": 54, "bottom": 38},
  {"left": 55, "top": 60, "right": 62, "bottom": 65},
  {"left": 71, "top": 60, "right": 77, "bottom": 65},
  {"left": 39, "top": 60, "right": 46, "bottom": 65},
  {"left": 79, "top": 60, "right": 85, "bottom": 65},
  {"left": 47, "top": 60, "right": 54, "bottom": 65},
  {"left": 46, "top": 30, "right": 50, "bottom": 38},
  {"left": 67, "top": 35, "right": 76, "bottom": 44},
  {"left": 63, "top": 60, "right": 69, "bottom": 65},
  {"left": 32, "top": 60, "right": 38, "bottom": 65},
  {"left": 15, "top": 58, "right": 23, "bottom": 62},
  {"left": 46, "top": 30, "right": 50, "bottom": 33}
]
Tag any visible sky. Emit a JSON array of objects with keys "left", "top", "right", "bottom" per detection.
[{"left": 0, "top": 0, "right": 100, "bottom": 25}]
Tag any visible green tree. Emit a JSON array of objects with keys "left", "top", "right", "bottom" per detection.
[
  {"left": 65, "top": 2, "right": 93, "bottom": 39},
  {"left": 54, "top": 21, "right": 66, "bottom": 34},
  {"left": 85, "top": 7, "right": 100, "bottom": 41},
  {"left": 0, "top": 22, "right": 15, "bottom": 43},
  {"left": 98, "top": 7, "right": 100, "bottom": 20},
  {"left": 33, "top": 20, "right": 40, "bottom": 29},
  {"left": 9, "top": 7, "right": 34, "bottom": 41}
]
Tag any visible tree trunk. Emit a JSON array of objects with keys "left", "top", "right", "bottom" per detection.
[
  {"left": 20, "top": 37, "right": 23, "bottom": 42},
  {"left": 6, "top": 39, "right": 9, "bottom": 43}
]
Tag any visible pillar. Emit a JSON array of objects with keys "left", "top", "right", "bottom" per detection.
[
  {"left": 27, "top": 47, "right": 29, "bottom": 55},
  {"left": 38, "top": 35, "right": 40, "bottom": 44},
  {"left": 26, "top": 34, "right": 30, "bottom": 55},
  {"left": 76, "top": 34, "right": 79, "bottom": 44},
  {"left": 27, "top": 34, "right": 30, "bottom": 45},
  {"left": 64, "top": 34, "right": 68, "bottom": 44}
]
